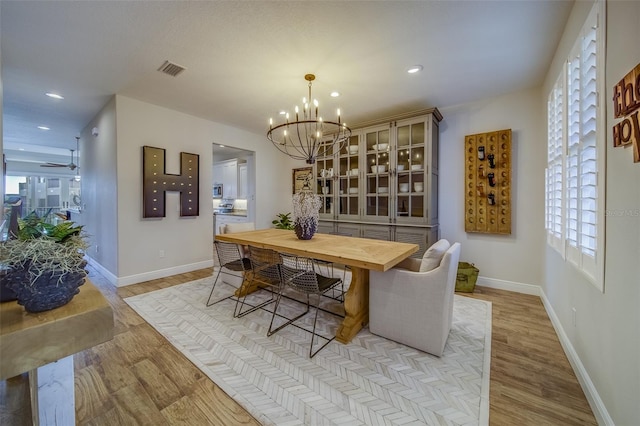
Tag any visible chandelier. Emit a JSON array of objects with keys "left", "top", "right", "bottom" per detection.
[{"left": 267, "top": 74, "right": 351, "bottom": 164}]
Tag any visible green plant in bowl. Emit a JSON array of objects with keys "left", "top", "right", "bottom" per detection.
[{"left": 0, "top": 211, "right": 89, "bottom": 312}]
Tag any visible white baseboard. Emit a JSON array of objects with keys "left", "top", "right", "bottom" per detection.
[
  {"left": 476, "top": 276, "right": 541, "bottom": 296},
  {"left": 115, "top": 260, "right": 213, "bottom": 287},
  {"left": 86, "top": 256, "right": 118, "bottom": 286},
  {"left": 539, "top": 291, "right": 614, "bottom": 426},
  {"left": 85, "top": 257, "right": 214, "bottom": 288}
]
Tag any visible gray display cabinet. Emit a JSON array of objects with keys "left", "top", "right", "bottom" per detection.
[{"left": 315, "top": 108, "right": 442, "bottom": 257}]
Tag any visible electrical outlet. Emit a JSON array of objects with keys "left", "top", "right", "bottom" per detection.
[
  {"left": 572, "top": 307, "right": 577, "bottom": 326},
  {"left": 159, "top": 249, "right": 165, "bottom": 258}
]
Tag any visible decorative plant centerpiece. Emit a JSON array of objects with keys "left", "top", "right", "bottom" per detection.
[
  {"left": 0, "top": 212, "right": 89, "bottom": 313},
  {"left": 292, "top": 189, "right": 321, "bottom": 240},
  {"left": 272, "top": 212, "right": 294, "bottom": 230}
]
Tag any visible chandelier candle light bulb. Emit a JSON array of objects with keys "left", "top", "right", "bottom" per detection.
[{"left": 267, "top": 73, "right": 351, "bottom": 164}]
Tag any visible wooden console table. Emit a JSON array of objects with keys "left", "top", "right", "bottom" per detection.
[{"left": 0, "top": 279, "right": 114, "bottom": 425}]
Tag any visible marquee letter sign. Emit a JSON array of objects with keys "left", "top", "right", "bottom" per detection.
[
  {"left": 612, "top": 62, "right": 640, "bottom": 163},
  {"left": 142, "top": 146, "right": 199, "bottom": 218}
]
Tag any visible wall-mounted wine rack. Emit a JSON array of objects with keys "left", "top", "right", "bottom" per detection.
[{"left": 464, "top": 129, "right": 512, "bottom": 234}]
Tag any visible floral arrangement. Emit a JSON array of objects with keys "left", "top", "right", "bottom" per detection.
[{"left": 292, "top": 190, "right": 321, "bottom": 240}]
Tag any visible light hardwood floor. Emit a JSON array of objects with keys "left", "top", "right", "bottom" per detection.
[{"left": 1, "top": 268, "right": 597, "bottom": 425}]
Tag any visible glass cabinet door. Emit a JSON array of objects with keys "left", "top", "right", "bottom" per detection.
[
  {"left": 337, "top": 134, "right": 360, "bottom": 219},
  {"left": 315, "top": 138, "right": 336, "bottom": 218},
  {"left": 395, "top": 119, "right": 426, "bottom": 222},
  {"left": 364, "top": 125, "right": 391, "bottom": 222}
]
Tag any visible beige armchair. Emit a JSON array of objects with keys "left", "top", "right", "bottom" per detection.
[{"left": 369, "top": 241, "right": 461, "bottom": 357}]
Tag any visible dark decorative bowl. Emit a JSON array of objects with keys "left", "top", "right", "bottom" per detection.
[{"left": 4, "top": 263, "right": 87, "bottom": 313}]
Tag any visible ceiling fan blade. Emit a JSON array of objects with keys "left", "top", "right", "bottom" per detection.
[{"left": 40, "top": 163, "right": 68, "bottom": 167}]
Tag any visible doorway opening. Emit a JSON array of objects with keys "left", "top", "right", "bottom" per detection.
[{"left": 212, "top": 144, "right": 255, "bottom": 235}]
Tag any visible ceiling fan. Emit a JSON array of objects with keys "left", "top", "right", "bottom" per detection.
[{"left": 40, "top": 137, "right": 79, "bottom": 171}]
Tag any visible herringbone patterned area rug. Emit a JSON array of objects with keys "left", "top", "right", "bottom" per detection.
[{"left": 125, "top": 273, "right": 491, "bottom": 425}]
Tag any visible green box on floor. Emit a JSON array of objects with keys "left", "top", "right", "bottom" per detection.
[{"left": 456, "top": 262, "right": 479, "bottom": 293}]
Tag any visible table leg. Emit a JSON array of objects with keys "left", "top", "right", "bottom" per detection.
[
  {"left": 335, "top": 266, "right": 369, "bottom": 344},
  {"left": 29, "top": 355, "right": 75, "bottom": 426},
  {"left": 234, "top": 271, "right": 258, "bottom": 297}
]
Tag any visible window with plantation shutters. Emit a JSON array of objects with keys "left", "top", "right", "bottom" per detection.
[
  {"left": 545, "top": 1, "right": 604, "bottom": 290},
  {"left": 546, "top": 77, "right": 564, "bottom": 251}
]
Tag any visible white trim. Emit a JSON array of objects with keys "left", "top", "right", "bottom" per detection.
[
  {"left": 86, "top": 256, "right": 118, "bottom": 286},
  {"left": 476, "top": 276, "right": 541, "bottom": 296},
  {"left": 116, "top": 260, "right": 213, "bottom": 287},
  {"left": 539, "top": 290, "right": 614, "bottom": 426},
  {"left": 85, "top": 256, "right": 214, "bottom": 287}
]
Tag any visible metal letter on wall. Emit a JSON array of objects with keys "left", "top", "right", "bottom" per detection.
[
  {"left": 612, "top": 62, "right": 640, "bottom": 163},
  {"left": 142, "top": 146, "right": 199, "bottom": 218},
  {"left": 464, "top": 129, "right": 512, "bottom": 234}
]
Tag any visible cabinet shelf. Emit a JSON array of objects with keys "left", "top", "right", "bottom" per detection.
[{"left": 314, "top": 110, "right": 440, "bottom": 228}]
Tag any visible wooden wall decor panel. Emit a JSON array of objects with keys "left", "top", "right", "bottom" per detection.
[
  {"left": 464, "top": 129, "right": 512, "bottom": 234},
  {"left": 612, "top": 62, "right": 640, "bottom": 163},
  {"left": 142, "top": 146, "right": 199, "bottom": 218}
]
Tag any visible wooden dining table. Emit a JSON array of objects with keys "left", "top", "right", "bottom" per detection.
[{"left": 215, "top": 228, "right": 418, "bottom": 344}]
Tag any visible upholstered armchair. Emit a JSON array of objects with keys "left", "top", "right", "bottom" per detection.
[{"left": 369, "top": 240, "right": 461, "bottom": 357}]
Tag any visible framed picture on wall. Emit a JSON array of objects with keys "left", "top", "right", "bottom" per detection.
[{"left": 292, "top": 167, "right": 313, "bottom": 194}]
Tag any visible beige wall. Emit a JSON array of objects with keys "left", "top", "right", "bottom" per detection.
[
  {"left": 81, "top": 97, "right": 118, "bottom": 277},
  {"left": 81, "top": 95, "right": 296, "bottom": 286},
  {"left": 439, "top": 87, "right": 545, "bottom": 291},
  {"left": 113, "top": 95, "right": 294, "bottom": 285},
  {"left": 541, "top": 1, "right": 640, "bottom": 424}
]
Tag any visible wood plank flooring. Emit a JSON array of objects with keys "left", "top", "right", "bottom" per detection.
[{"left": 0, "top": 269, "right": 597, "bottom": 425}]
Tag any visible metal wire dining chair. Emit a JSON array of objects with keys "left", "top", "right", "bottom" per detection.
[
  {"left": 234, "top": 246, "right": 282, "bottom": 318},
  {"left": 207, "top": 240, "right": 251, "bottom": 307},
  {"left": 267, "top": 253, "right": 344, "bottom": 358}
]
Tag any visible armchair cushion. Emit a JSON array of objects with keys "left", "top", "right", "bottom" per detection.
[
  {"left": 223, "top": 222, "right": 255, "bottom": 234},
  {"left": 369, "top": 242, "right": 461, "bottom": 356},
  {"left": 419, "top": 239, "right": 450, "bottom": 272}
]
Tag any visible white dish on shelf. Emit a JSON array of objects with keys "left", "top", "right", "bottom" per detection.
[
  {"left": 413, "top": 182, "right": 424, "bottom": 192},
  {"left": 371, "top": 165, "right": 387, "bottom": 173},
  {"left": 348, "top": 187, "right": 358, "bottom": 194},
  {"left": 348, "top": 145, "right": 359, "bottom": 155},
  {"left": 375, "top": 143, "right": 388, "bottom": 151},
  {"left": 397, "top": 164, "right": 406, "bottom": 171},
  {"left": 399, "top": 183, "right": 409, "bottom": 192},
  {"left": 378, "top": 187, "right": 388, "bottom": 194},
  {"left": 411, "top": 164, "right": 422, "bottom": 171},
  {"left": 350, "top": 168, "right": 359, "bottom": 176}
]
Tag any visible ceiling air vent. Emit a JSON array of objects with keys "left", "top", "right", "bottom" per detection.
[{"left": 157, "top": 60, "right": 186, "bottom": 77}]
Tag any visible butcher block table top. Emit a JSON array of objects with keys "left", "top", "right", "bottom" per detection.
[{"left": 216, "top": 228, "right": 418, "bottom": 272}]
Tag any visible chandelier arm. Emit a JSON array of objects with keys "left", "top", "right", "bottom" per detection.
[{"left": 267, "top": 72, "right": 349, "bottom": 164}]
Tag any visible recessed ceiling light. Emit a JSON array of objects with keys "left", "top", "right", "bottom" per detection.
[
  {"left": 407, "top": 65, "right": 423, "bottom": 74},
  {"left": 279, "top": 110, "right": 287, "bottom": 115},
  {"left": 330, "top": 91, "right": 340, "bottom": 97},
  {"left": 18, "top": 148, "right": 25, "bottom": 151},
  {"left": 45, "top": 92, "right": 64, "bottom": 100},
  {"left": 37, "top": 126, "right": 50, "bottom": 130},
  {"left": 219, "top": 144, "right": 225, "bottom": 148}
]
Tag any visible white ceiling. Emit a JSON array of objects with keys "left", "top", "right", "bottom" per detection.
[{"left": 1, "top": 0, "right": 574, "bottom": 163}]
